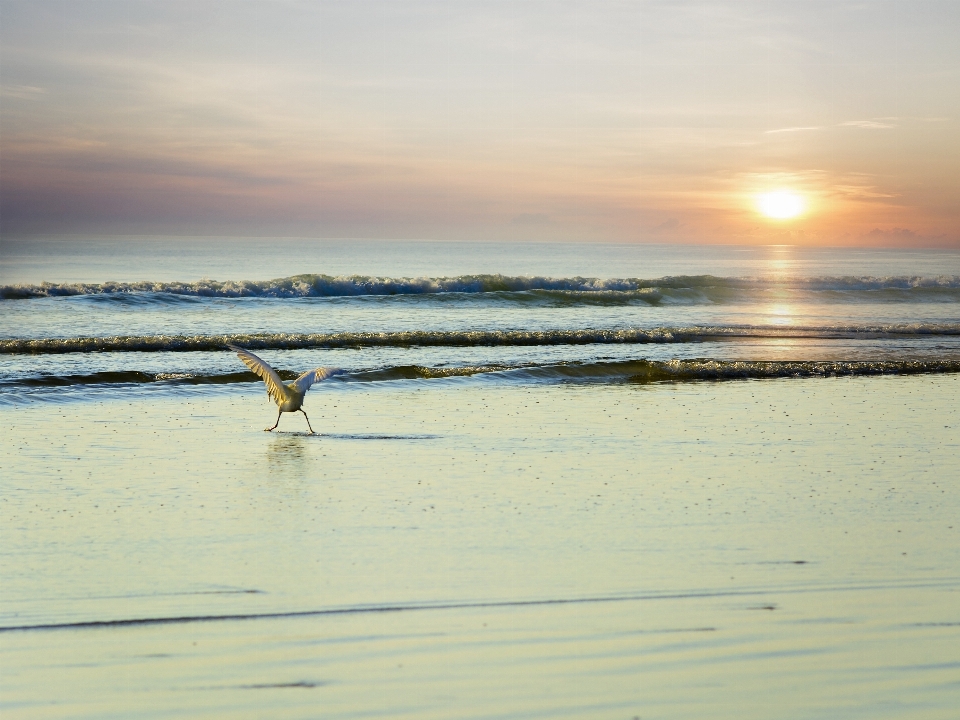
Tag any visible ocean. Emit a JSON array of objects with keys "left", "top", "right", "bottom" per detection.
[{"left": 2, "top": 238, "right": 959, "bottom": 718}]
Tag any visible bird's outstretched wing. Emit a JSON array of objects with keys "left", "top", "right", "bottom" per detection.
[
  {"left": 292, "top": 367, "right": 338, "bottom": 394},
  {"left": 227, "top": 344, "right": 289, "bottom": 405}
]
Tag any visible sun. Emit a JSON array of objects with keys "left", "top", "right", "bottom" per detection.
[{"left": 757, "top": 191, "right": 804, "bottom": 219}]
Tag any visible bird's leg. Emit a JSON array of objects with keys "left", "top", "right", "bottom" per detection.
[
  {"left": 265, "top": 410, "right": 282, "bottom": 432},
  {"left": 301, "top": 409, "right": 315, "bottom": 434}
]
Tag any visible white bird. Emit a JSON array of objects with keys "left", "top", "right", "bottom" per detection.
[{"left": 228, "top": 344, "right": 336, "bottom": 433}]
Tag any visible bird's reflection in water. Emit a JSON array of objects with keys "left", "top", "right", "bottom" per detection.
[{"left": 266, "top": 434, "right": 309, "bottom": 478}]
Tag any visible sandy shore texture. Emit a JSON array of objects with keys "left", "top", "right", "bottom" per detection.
[{"left": 2, "top": 374, "right": 959, "bottom": 718}]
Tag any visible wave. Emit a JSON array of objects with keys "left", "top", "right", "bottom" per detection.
[
  {"left": 3, "top": 273, "right": 959, "bottom": 302},
  {"left": 7, "top": 359, "right": 960, "bottom": 389},
  {"left": 3, "top": 324, "right": 959, "bottom": 355}
]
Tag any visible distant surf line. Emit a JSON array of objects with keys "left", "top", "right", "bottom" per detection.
[
  {"left": 5, "top": 359, "right": 960, "bottom": 391},
  {"left": 4, "top": 324, "right": 960, "bottom": 355},
  {"left": 3, "top": 272, "right": 959, "bottom": 300}
]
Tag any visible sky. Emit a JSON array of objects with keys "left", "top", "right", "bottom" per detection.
[{"left": 1, "top": 0, "right": 958, "bottom": 247}]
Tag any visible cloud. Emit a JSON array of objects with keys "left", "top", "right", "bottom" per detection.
[
  {"left": 830, "top": 183, "right": 896, "bottom": 200},
  {"left": 764, "top": 126, "right": 821, "bottom": 134},
  {"left": 651, "top": 218, "right": 682, "bottom": 232},
  {"left": 0, "top": 84, "right": 47, "bottom": 100},
  {"left": 839, "top": 119, "right": 897, "bottom": 129},
  {"left": 858, "top": 227, "right": 958, "bottom": 248}
]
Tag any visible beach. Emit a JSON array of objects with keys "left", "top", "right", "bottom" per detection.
[{"left": 3, "top": 369, "right": 959, "bottom": 718}]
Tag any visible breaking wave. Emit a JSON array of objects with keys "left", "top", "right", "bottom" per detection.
[
  {"left": 3, "top": 273, "right": 959, "bottom": 303},
  {"left": 7, "top": 359, "right": 960, "bottom": 389},
  {"left": 3, "top": 324, "right": 959, "bottom": 355}
]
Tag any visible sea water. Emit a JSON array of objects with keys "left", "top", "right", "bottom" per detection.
[{"left": 1, "top": 238, "right": 959, "bottom": 718}]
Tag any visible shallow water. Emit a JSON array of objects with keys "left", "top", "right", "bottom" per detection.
[{"left": 2, "top": 375, "right": 959, "bottom": 718}]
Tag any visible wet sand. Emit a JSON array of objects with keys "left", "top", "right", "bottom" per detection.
[{"left": 2, "top": 374, "right": 959, "bottom": 718}]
